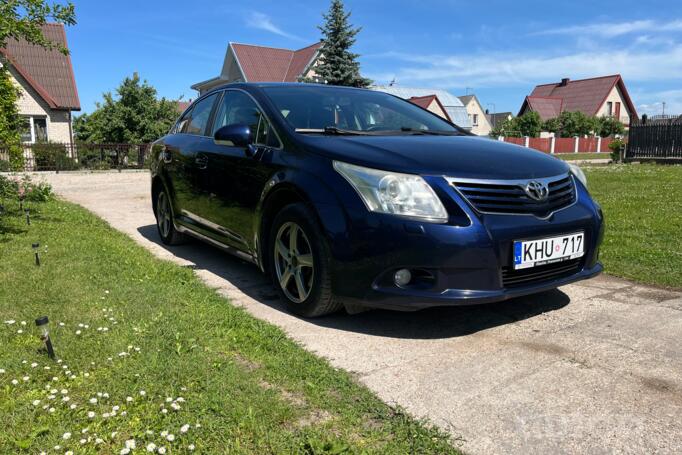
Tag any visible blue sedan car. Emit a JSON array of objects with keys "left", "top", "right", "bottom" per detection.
[{"left": 150, "top": 83, "right": 603, "bottom": 317}]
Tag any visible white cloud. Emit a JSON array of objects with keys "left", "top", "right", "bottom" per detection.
[
  {"left": 366, "top": 45, "right": 682, "bottom": 89},
  {"left": 532, "top": 19, "right": 682, "bottom": 38},
  {"left": 245, "top": 12, "right": 304, "bottom": 42},
  {"left": 637, "top": 89, "right": 682, "bottom": 116}
]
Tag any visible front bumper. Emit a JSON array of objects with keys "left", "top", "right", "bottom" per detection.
[{"left": 326, "top": 175, "right": 604, "bottom": 311}]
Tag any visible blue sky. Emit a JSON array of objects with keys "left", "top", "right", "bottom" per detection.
[{"left": 67, "top": 0, "right": 682, "bottom": 117}]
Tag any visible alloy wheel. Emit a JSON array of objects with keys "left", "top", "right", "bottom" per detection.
[
  {"left": 156, "top": 192, "right": 172, "bottom": 238},
  {"left": 274, "top": 221, "right": 314, "bottom": 303}
]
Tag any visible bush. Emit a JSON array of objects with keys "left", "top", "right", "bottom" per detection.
[
  {"left": 608, "top": 138, "right": 626, "bottom": 162},
  {"left": 0, "top": 174, "right": 54, "bottom": 202}
]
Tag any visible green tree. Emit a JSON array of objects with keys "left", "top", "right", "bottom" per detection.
[
  {"left": 74, "top": 74, "right": 179, "bottom": 144},
  {"left": 595, "top": 116, "right": 625, "bottom": 137},
  {"left": 491, "top": 112, "right": 542, "bottom": 138},
  {"left": 0, "top": 0, "right": 76, "bottom": 169},
  {"left": 548, "top": 111, "right": 597, "bottom": 137},
  {"left": 312, "top": 0, "right": 371, "bottom": 87}
]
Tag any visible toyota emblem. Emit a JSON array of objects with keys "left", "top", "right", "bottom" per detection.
[{"left": 524, "top": 180, "right": 549, "bottom": 201}]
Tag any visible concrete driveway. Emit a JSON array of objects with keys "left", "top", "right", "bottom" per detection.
[{"left": 37, "top": 171, "right": 682, "bottom": 454}]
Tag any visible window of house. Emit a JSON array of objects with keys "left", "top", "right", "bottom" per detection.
[
  {"left": 183, "top": 93, "right": 218, "bottom": 135},
  {"left": 20, "top": 116, "right": 48, "bottom": 143},
  {"left": 606, "top": 102, "right": 613, "bottom": 116},
  {"left": 472, "top": 114, "right": 479, "bottom": 126}
]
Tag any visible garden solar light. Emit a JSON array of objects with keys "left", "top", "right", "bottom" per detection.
[
  {"left": 33, "top": 242, "right": 40, "bottom": 266},
  {"left": 35, "top": 316, "right": 55, "bottom": 359},
  {"left": 25, "top": 209, "right": 31, "bottom": 226}
]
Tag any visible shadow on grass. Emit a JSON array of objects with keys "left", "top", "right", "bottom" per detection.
[{"left": 137, "top": 224, "right": 570, "bottom": 340}]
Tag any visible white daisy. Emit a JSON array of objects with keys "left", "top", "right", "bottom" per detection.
[
  {"left": 11, "top": 379, "right": 18, "bottom": 385},
  {"left": 95, "top": 438, "right": 103, "bottom": 444},
  {"left": 160, "top": 431, "right": 168, "bottom": 437},
  {"left": 0, "top": 369, "right": 4, "bottom": 374},
  {"left": 61, "top": 389, "right": 68, "bottom": 394},
  {"left": 146, "top": 442, "right": 157, "bottom": 452},
  {"left": 32, "top": 400, "right": 41, "bottom": 406},
  {"left": 139, "top": 390, "right": 146, "bottom": 396},
  {"left": 180, "top": 424, "right": 190, "bottom": 433},
  {"left": 75, "top": 330, "right": 81, "bottom": 335},
  {"left": 120, "top": 449, "right": 130, "bottom": 455},
  {"left": 63, "top": 432, "right": 71, "bottom": 440},
  {"left": 166, "top": 434, "right": 175, "bottom": 442},
  {"left": 89, "top": 398, "right": 97, "bottom": 404},
  {"left": 70, "top": 404, "right": 77, "bottom": 410},
  {"left": 158, "top": 447, "right": 167, "bottom": 454},
  {"left": 31, "top": 362, "right": 38, "bottom": 368},
  {"left": 22, "top": 376, "right": 29, "bottom": 381},
  {"left": 126, "top": 396, "right": 133, "bottom": 402},
  {"left": 125, "top": 439, "right": 136, "bottom": 449},
  {"left": 87, "top": 411, "right": 96, "bottom": 418},
  {"left": 188, "top": 444, "right": 195, "bottom": 451}
]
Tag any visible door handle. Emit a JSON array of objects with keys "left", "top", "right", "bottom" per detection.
[{"left": 195, "top": 154, "right": 208, "bottom": 169}]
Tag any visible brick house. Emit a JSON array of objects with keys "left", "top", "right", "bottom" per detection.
[
  {"left": 191, "top": 42, "right": 323, "bottom": 94},
  {"left": 0, "top": 23, "right": 80, "bottom": 147},
  {"left": 518, "top": 74, "right": 637, "bottom": 125}
]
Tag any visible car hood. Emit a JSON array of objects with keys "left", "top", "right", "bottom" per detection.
[{"left": 299, "top": 135, "right": 569, "bottom": 180}]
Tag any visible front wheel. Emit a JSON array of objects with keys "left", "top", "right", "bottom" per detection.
[
  {"left": 269, "top": 203, "right": 341, "bottom": 317},
  {"left": 155, "top": 189, "right": 186, "bottom": 245}
]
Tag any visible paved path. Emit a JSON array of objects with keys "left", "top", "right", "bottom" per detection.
[{"left": 36, "top": 171, "right": 682, "bottom": 455}]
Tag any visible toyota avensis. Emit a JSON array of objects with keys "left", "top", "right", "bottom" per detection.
[{"left": 150, "top": 83, "right": 603, "bottom": 317}]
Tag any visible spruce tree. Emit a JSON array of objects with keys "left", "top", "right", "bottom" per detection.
[{"left": 313, "top": 0, "right": 371, "bottom": 88}]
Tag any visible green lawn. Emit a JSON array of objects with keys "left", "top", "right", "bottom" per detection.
[
  {"left": 555, "top": 153, "right": 609, "bottom": 161},
  {"left": 585, "top": 164, "right": 682, "bottom": 289},
  {"left": 0, "top": 199, "right": 458, "bottom": 454}
]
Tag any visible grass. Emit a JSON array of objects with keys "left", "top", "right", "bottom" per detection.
[
  {"left": 0, "top": 199, "right": 459, "bottom": 454},
  {"left": 554, "top": 153, "right": 609, "bottom": 161},
  {"left": 585, "top": 164, "right": 682, "bottom": 289}
]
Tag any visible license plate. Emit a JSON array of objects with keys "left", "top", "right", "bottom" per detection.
[{"left": 513, "top": 232, "right": 584, "bottom": 270}]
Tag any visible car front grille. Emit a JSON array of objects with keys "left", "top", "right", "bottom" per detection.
[
  {"left": 447, "top": 174, "right": 576, "bottom": 217},
  {"left": 501, "top": 258, "right": 583, "bottom": 288}
]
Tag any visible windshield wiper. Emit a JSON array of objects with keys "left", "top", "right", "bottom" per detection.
[
  {"left": 398, "top": 127, "right": 460, "bottom": 136},
  {"left": 295, "top": 126, "right": 377, "bottom": 136}
]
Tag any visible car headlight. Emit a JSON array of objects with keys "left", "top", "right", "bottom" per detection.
[
  {"left": 568, "top": 163, "right": 587, "bottom": 188},
  {"left": 333, "top": 161, "right": 448, "bottom": 223}
]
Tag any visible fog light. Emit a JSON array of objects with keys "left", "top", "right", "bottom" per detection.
[{"left": 394, "top": 268, "right": 412, "bottom": 286}]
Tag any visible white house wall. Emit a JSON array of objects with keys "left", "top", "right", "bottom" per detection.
[
  {"left": 596, "top": 84, "right": 631, "bottom": 124},
  {"left": 8, "top": 65, "right": 72, "bottom": 144}
]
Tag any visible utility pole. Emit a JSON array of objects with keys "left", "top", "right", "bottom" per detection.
[
  {"left": 465, "top": 87, "right": 473, "bottom": 95},
  {"left": 662, "top": 101, "right": 666, "bottom": 116}
]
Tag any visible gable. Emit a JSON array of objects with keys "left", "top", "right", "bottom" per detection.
[
  {"left": 228, "top": 42, "right": 322, "bottom": 83},
  {"left": 0, "top": 23, "right": 80, "bottom": 110}
]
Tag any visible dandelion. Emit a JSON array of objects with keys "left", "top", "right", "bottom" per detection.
[
  {"left": 63, "top": 432, "right": 71, "bottom": 440},
  {"left": 180, "top": 424, "right": 190, "bottom": 433},
  {"left": 146, "top": 442, "right": 157, "bottom": 452},
  {"left": 87, "top": 411, "right": 96, "bottom": 418}
]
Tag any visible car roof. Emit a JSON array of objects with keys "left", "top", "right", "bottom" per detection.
[{"left": 205, "top": 82, "right": 371, "bottom": 96}]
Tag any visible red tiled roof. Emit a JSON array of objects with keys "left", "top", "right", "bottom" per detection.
[
  {"left": 232, "top": 42, "right": 322, "bottom": 83},
  {"left": 520, "top": 74, "right": 637, "bottom": 119},
  {"left": 525, "top": 96, "right": 563, "bottom": 121},
  {"left": 0, "top": 23, "right": 80, "bottom": 110},
  {"left": 176, "top": 100, "right": 191, "bottom": 114},
  {"left": 408, "top": 95, "right": 451, "bottom": 121}
]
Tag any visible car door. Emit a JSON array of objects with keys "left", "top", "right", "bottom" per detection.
[
  {"left": 202, "top": 89, "right": 283, "bottom": 253},
  {"left": 164, "top": 93, "right": 220, "bottom": 231}
]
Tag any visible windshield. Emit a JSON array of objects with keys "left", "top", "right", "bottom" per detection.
[{"left": 261, "top": 85, "right": 460, "bottom": 135}]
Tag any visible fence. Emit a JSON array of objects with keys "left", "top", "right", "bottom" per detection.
[
  {"left": 627, "top": 116, "right": 682, "bottom": 161},
  {"left": 0, "top": 143, "right": 151, "bottom": 171},
  {"left": 499, "top": 136, "right": 614, "bottom": 155}
]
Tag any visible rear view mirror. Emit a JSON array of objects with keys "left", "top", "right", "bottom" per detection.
[{"left": 214, "top": 124, "right": 253, "bottom": 148}]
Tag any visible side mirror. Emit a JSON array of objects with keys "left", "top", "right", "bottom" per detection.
[{"left": 214, "top": 124, "right": 253, "bottom": 148}]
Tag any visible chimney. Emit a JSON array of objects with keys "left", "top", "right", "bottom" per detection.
[{"left": 560, "top": 77, "right": 570, "bottom": 86}]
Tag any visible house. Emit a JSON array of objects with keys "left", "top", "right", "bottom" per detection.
[
  {"left": 457, "top": 94, "right": 492, "bottom": 136},
  {"left": 0, "top": 23, "right": 80, "bottom": 146},
  {"left": 371, "top": 86, "right": 470, "bottom": 129},
  {"left": 486, "top": 111, "right": 513, "bottom": 129},
  {"left": 191, "top": 42, "right": 323, "bottom": 94},
  {"left": 176, "top": 100, "right": 192, "bottom": 114},
  {"left": 408, "top": 95, "right": 451, "bottom": 121},
  {"left": 518, "top": 74, "right": 637, "bottom": 125}
]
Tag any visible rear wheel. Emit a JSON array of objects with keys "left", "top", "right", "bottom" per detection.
[
  {"left": 269, "top": 203, "right": 341, "bottom": 317},
  {"left": 155, "top": 189, "right": 186, "bottom": 245}
]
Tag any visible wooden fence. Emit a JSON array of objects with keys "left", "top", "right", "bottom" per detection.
[
  {"left": 627, "top": 116, "right": 682, "bottom": 161},
  {"left": 499, "top": 136, "right": 614, "bottom": 155}
]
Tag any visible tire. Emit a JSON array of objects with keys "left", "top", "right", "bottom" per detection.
[
  {"left": 268, "top": 203, "right": 342, "bottom": 317},
  {"left": 155, "top": 189, "right": 186, "bottom": 245}
]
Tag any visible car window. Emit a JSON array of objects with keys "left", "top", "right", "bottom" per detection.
[
  {"left": 173, "top": 107, "right": 193, "bottom": 134},
  {"left": 183, "top": 93, "right": 218, "bottom": 135},
  {"left": 213, "top": 91, "right": 279, "bottom": 147}
]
